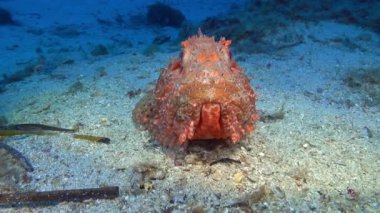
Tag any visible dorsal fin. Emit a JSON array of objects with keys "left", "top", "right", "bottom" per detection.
[{"left": 197, "top": 28, "right": 204, "bottom": 37}]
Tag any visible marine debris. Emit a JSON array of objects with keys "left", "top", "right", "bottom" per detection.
[{"left": 0, "top": 186, "right": 119, "bottom": 206}]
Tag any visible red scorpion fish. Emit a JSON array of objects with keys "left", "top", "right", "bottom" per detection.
[{"left": 133, "top": 34, "right": 259, "bottom": 147}]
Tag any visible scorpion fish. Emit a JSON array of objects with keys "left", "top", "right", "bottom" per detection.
[{"left": 133, "top": 34, "right": 259, "bottom": 147}]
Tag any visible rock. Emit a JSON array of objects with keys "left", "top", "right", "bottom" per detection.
[
  {"left": 126, "top": 163, "right": 166, "bottom": 194},
  {"left": 91, "top": 44, "right": 109, "bottom": 56},
  {"left": 228, "top": 185, "right": 271, "bottom": 207},
  {"left": 51, "top": 24, "right": 81, "bottom": 38},
  {"left": 0, "top": 7, "right": 17, "bottom": 25},
  {"left": 153, "top": 35, "right": 170, "bottom": 45},
  {"left": 0, "top": 115, "right": 8, "bottom": 126},
  {"left": 142, "top": 44, "right": 159, "bottom": 56},
  {"left": 184, "top": 154, "right": 199, "bottom": 165},
  {"left": 147, "top": 2, "right": 185, "bottom": 28}
]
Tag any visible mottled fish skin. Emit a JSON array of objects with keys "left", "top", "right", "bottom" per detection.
[
  {"left": 133, "top": 34, "right": 258, "bottom": 147},
  {"left": 0, "top": 124, "right": 76, "bottom": 133}
]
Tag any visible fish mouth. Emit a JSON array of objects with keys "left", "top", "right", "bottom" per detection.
[{"left": 192, "top": 103, "right": 226, "bottom": 140}]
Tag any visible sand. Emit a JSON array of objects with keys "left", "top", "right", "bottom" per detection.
[{"left": 0, "top": 0, "right": 379, "bottom": 212}]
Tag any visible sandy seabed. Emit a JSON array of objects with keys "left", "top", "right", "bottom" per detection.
[{"left": 0, "top": 19, "right": 379, "bottom": 212}]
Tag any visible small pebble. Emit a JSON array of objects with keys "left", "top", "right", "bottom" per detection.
[
  {"left": 369, "top": 202, "right": 379, "bottom": 208},
  {"left": 308, "top": 201, "right": 320, "bottom": 211},
  {"left": 184, "top": 154, "right": 198, "bottom": 164},
  {"left": 171, "top": 193, "right": 186, "bottom": 204},
  {"left": 271, "top": 185, "right": 286, "bottom": 199},
  {"left": 100, "top": 117, "right": 110, "bottom": 126},
  {"left": 233, "top": 171, "right": 245, "bottom": 184},
  {"left": 211, "top": 169, "right": 222, "bottom": 181},
  {"left": 150, "top": 169, "right": 166, "bottom": 180}
]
